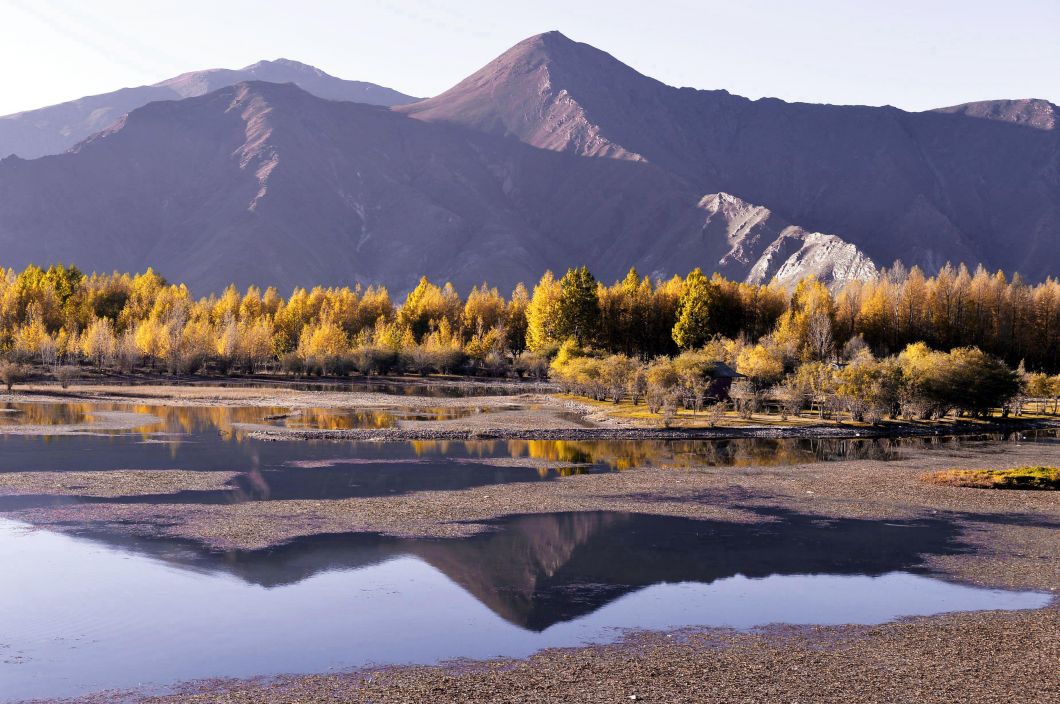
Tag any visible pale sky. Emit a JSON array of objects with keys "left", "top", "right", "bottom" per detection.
[{"left": 1, "top": 0, "right": 1058, "bottom": 116}]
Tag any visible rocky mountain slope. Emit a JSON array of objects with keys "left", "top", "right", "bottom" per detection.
[
  {"left": 0, "top": 79, "right": 882, "bottom": 294},
  {"left": 0, "top": 59, "right": 417, "bottom": 159},
  {"left": 701, "top": 193, "right": 877, "bottom": 288}
]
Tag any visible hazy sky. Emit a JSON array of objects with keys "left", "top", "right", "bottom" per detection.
[{"left": 2, "top": 0, "right": 1058, "bottom": 115}]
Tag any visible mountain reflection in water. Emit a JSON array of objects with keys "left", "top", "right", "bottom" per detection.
[
  {"left": 67, "top": 508, "right": 973, "bottom": 631},
  {"left": 2, "top": 510, "right": 1052, "bottom": 700}
]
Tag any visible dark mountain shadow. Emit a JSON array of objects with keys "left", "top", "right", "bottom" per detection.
[{"left": 58, "top": 508, "right": 970, "bottom": 631}]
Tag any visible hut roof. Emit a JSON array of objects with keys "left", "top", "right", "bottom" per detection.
[{"left": 709, "top": 361, "right": 743, "bottom": 378}]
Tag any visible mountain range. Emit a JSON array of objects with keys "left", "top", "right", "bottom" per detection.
[
  {"left": 0, "top": 58, "right": 417, "bottom": 160},
  {"left": 0, "top": 31, "right": 1056, "bottom": 294}
]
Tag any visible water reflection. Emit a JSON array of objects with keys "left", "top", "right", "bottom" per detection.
[
  {"left": 15, "top": 508, "right": 1029, "bottom": 631},
  {"left": 67, "top": 377, "right": 530, "bottom": 396},
  {"left": 0, "top": 433, "right": 910, "bottom": 510},
  {"left": 277, "top": 406, "right": 509, "bottom": 430},
  {"left": 0, "top": 401, "right": 91, "bottom": 426},
  {"left": 1, "top": 509, "right": 1050, "bottom": 702},
  {"left": 0, "top": 401, "right": 512, "bottom": 436},
  {"left": 2, "top": 403, "right": 1058, "bottom": 511}
]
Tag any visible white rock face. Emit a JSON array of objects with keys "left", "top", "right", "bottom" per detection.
[{"left": 700, "top": 192, "right": 878, "bottom": 289}]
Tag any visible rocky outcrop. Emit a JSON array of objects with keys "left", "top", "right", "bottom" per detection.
[
  {"left": 702, "top": 193, "right": 877, "bottom": 289},
  {"left": 932, "top": 98, "right": 1057, "bottom": 130}
]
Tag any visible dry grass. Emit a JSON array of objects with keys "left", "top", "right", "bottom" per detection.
[{"left": 923, "top": 466, "right": 1060, "bottom": 490}]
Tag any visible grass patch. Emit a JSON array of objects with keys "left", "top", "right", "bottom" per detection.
[
  {"left": 923, "top": 466, "right": 1060, "bottom": 490},
  {"left": 558, "top": 394, "right": 825, "bottom": 428}
]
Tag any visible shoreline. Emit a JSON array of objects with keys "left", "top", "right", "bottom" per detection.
[
  {"left": 4, "top": 382, "right": 1058, "bottom": 442},
  {"left": 244, "top": 417, "right": 1060, "bottom": 442},
  {"left": 9, "top": 442, "right": 1060, "bottom": 591},
  {"left": 53, "top": 606, "right": 1060, "bottom": 704}
]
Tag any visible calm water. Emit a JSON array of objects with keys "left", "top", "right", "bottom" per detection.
[
  {"left": 0, "top": 400, "right": 933, "bottom": 513},
  {"left": 0, "top": 512, "right": 1051, "bottom": 701},
  {"left": 66, "top": 376, "right": 535, "bottom": 397},
  {"left": 0, "top": 401, "right": 1056, "bottom": 701}
]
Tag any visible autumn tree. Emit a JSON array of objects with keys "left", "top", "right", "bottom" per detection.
[
  {"left": 672, "top": 268, "right": 718, "bottom": 350},
  {"left": 505, "top": 283, "right": 530, "bottom": 353},
  {"left": 556, "top": 266, "right": 600, "bottom": 345},
  {"left": 526, "top": 271, "right": 563, "bottom": 353}
]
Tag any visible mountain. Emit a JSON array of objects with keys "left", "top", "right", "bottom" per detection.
[
  {"left": 0, "top": 81, "right": 698, "bottom": 293},
  {"left": 403, "top": 32, "right": 1060, "bottom": 283},
  {"left": 0, "top": 32, "right": 1057, "bottom": 292},
  {"left": 0, "top": 59, "right": 418, "bottom": 159},
  {"left": 0, "top": 80, "right": 870, "bottom": 294},
  {"left": 57, "top": 509, "right": 965, "bottom": 632}
]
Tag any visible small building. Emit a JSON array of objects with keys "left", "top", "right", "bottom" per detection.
[{"left": 706, "top": 361, "right": 743, "bottom": 401}]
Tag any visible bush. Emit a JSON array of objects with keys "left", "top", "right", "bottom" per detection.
[
  {"left": 900, "top": 344, "right": 1019, "bottom": 418},
  {"left": 0, "top": 362, "right": 25, "bottom": 391},
  {"left": 279, "top": 351, "right": 304, "bottom": 376},
  {"left": 353, "top": 346, "right": 399, "bottom": 376},
  {"left": 55, "top": 365, "right": 79, "bottom": 389},
  {"left": 402, "top": 346, "right": 436, "bottom": 376},
  {"left": 513, "top": 351, "right": 549, "bottom": 380},
  {"left": 729, "top": 379, "right": 759, "bottom": 419}
]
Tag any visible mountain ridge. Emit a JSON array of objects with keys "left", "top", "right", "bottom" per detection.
[{"left": 0, "top": 59, "right": 418, "bottom": 160}]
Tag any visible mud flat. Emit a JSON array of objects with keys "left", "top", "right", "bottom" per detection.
[
  {"left": 0, "top": 470, "right": 240, "bottom": 498},
  {"left": 1, "top": 381, "right": 556, "bottom": 411},
  {"left": 245, "top": 418, "right": 1060, "bottom": 442}
]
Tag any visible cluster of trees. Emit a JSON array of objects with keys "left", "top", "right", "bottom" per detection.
[
  {"left": 1, "top": 262, "right": 1058, "bottom": 412},
  {"left": 550, "top": 335, "right": 1045, "bottom": 423},
  {"left": 834, "top": 262, "right": 1060, "bottom": 372},
  {"left": 0, "top": 265, "right": 537, "bottom": 378},
  {"left": 0, "top": 263, "right": 786, "bottom": 378}
]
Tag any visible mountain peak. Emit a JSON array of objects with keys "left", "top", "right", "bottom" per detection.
[
  {"left": 398, "top": 32, "right": 658, "bottom": 160},
  {"left": 241, "top": 58, "right": 327, "bottom": 76},
  {"left": 932, "top": 98, "right": 1057, "bottom": 130},
  {"left": 513, "top": 30, "right": 579, "bottom": 54},
  {"left": 490, "top": 30, "right": 633, "bottom": 74}
]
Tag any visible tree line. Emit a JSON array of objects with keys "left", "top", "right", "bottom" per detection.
[{"left": 0, "top": 262, "right": 1058, "bottom": 410}]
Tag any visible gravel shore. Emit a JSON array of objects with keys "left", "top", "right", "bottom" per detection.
[
  {"left": 244, "top": 417, "right": 1059, "bottom": 442},
  {"left": 0, "top": 470, "right": 240, "bottom": 498},
  {"left": 72, "top": 607, "right": 1059, "bottom": 704}
]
